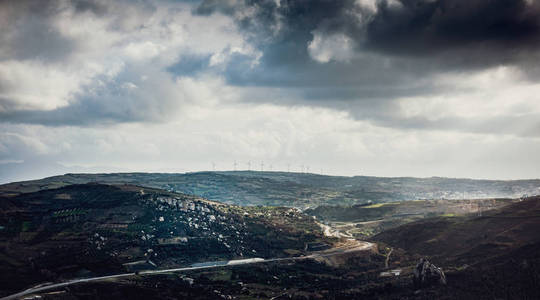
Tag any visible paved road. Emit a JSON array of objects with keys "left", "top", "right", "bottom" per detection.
[{"left": 1, "top": 241, "right": 374, "bottom": 300}]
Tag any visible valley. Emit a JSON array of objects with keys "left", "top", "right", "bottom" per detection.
[
  {"left": 0, "top": 172, "right": 539, "bottom": 299},
  {"left": 4, "top": 1, "right": 539, "bottom": 299},
  {"left": 308, "top": 198, "right": 517, "bottom": 239}
]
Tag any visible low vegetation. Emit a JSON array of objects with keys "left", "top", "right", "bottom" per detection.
[
  {"left": 2, "top": 171, "right": 539, "bottom": 208},
  {"left": 0, "top": 184, "right": 334, "bottom": 297},
  {"left": 306, "top": 198, "right": 516, "bottom": 239}
]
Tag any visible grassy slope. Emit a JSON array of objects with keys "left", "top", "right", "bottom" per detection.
[
  {"left": 371, "top": 196, "right": 540, "bottom": 261},
  {"left": 306, "top": 198, "right": 516, "bottom": 239},
  {"left": 364, "top": 196, "right": 540, "bottom": 299},
  {"left": 0, "top": 183, "right": 333, "bottom": 296}
]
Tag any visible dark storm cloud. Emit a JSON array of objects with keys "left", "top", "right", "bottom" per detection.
[
  {"left": 194, "top": 0, "right": 540, "bottom": 137},
  {"left": 222, "top": 50, "right": 442, "bottom": 88},
  {"left": 2, "top": 0, "right": 540, "bottom": 134},
  {"left": 197, "top": 0, "right": 540, "bottom": 57},
  {"left": 364, "top": 0, "right": 540, "bottom": 55},
  {"left": 195, "top": 0, "right": 540, "bottom": 90}
]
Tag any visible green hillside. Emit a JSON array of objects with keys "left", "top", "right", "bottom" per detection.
[
  {"left": 1, "top": 172, "right": 539, "bottom": 208},
  {"left": 0, "top": 183, "right": 334, "bottom": 297}
]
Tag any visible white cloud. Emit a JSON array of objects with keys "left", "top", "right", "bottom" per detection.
[
  {"left": 1, "top": 0, "right": 540, "bottom": 182},
  {"left": 308, "top": 32, "right": 355, "bottom": 63},
  {"left": 0, "top": 60, "right": 86, "bottom": 110},
  {"left": 0, "top": 0, "right": 254, "bottom": 121},
  {"left": 2, "top": 102, "right": 540, "bottom": 183},
  {"left": 397, "top": 66, "right": 540, "bottom": 124}
]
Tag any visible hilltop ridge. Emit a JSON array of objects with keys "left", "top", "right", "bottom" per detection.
[{"left": 1, "top": 172, "right": 539, "bottom": 208}]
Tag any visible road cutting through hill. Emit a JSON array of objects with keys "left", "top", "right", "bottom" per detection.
[{"left": 1, "top": 240, "right": 374, "bottom": 300}]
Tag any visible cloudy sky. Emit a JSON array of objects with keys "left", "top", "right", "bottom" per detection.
[{"left": 1, "top": 0, "right": 540, "bottom": 183}]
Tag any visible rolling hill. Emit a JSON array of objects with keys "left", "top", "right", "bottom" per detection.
[
  {"left": 371, "top": 196, "right": 540, "bottom": 299},
  {"left": 371, "top": 196, "right": 540, "bottom": 260},
  {"left": 0, "top": 183, "right": 334, "bottom": 297},
  {"left": 1, "top": 171, "right": 539, "bottom": 208},
  {"left": 1, "top": 179, "right": 539, "bottom": 299}
]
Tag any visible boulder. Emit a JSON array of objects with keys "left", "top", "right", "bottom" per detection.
[{"left": 413, "top": 258, "right": 447, "bottom": 288}]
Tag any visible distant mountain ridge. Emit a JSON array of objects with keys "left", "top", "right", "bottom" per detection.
[{"left": 1, "top": 171, "right": 539, "bottom": 208}]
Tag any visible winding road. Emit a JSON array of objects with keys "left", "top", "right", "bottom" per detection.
[{"left": 1, "top": 241, "right": 374, "bottom": 300}]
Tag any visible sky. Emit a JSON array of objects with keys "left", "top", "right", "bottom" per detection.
[{"left": 1, "top": 0, "right": 540, "bottom": 183}]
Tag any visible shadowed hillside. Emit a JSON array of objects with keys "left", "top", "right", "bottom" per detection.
[
  {"left": 370, "top": 196, "right": 540, "bottom": 299},
  {"left": 372, "top": 196, "right": 540, "bottom": 260},
  {"left": 0, "top": 183, "right": 334, "bottom": 297}
]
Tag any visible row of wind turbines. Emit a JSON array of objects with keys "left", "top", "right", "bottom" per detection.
[{"left": 211, "top": 160, "right": 322, "bottom": 174}]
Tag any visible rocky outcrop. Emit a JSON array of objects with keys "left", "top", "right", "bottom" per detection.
[{"left": 413, "top": 258, "right": 447, "bottom": 288}]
